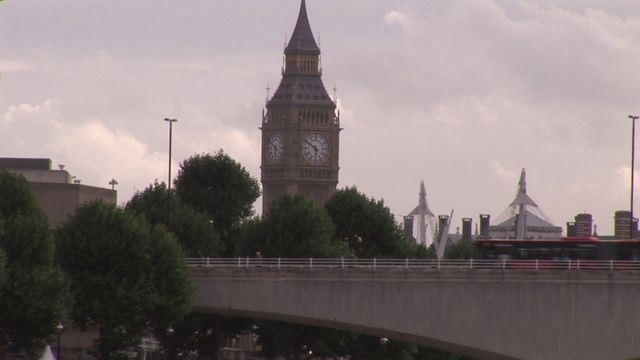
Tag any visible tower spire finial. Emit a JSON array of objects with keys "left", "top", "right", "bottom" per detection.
[{"left": 285, "top": 0, "right": 320, "bottom": 56}]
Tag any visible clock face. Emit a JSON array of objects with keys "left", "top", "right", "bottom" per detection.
[
  {"left": 266, "top": 133, "right": 284, "bottom": 164},
  {"left": 302, "top": 133, "right": 330, "bottom": 165}
]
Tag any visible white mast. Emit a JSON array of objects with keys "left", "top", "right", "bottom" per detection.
[
  {"left": 409, "top": 180, "right": 435, "bottom": 246},
  {"left": 435, "top": 210, "right": 454, "bottom": 259},
  {"left": 511, "top": 168, "right": 536, "bottom": 239}
]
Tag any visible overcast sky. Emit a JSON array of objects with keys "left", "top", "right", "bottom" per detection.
[{"left": 2, "top": 0, "right": 640, "bottom": 235}]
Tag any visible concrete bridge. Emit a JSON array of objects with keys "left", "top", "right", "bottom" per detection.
[{"left": 189, "top": 258, "right": 640, "bottom": 360}]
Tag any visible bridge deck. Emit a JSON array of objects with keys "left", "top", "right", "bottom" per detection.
[{"left": 191, "top": 263, "right": 640, "bottom": 360}]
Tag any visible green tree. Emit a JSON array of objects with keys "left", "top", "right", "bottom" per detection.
[
  {"left": 56, "top": 201, "right": 192, "bottom": 359},
  {"left": 159, "top": 315, "right": 251, "bottom": 360},
  {"left": 127, "top": 182, "right": 249, "bottom": 360},
  {"left": 174, "top": 150, "right": 260, "bottom": 255},
  {"left": 256, "top": 322, "right": 347, "bottom": 360},
  {"left": 238, "top": 196, "right": 347, "bottom": 360},
  {"left": 321, "top": 187, "right": 472, "bottom": 360},
  {"left": 0, "top": 170, "right": 68, "bottom": 359},
  {"left": 0, "top": 251, "right": 6, "bottom": 290},
  {"left": 444, "top": 240, "right": 479, "bottom": 259},
  {"left": 126, "top": 181, "right": 222, "bottom": 257},
  {"left": 325, "top": 187, "right": 411, "bottom": 258},
  {"left": 252, "top": 195, "right": 347, "bottom": 258},
  {"left": 234, "top": 216, "right": 262, "bottom": 257},
  {"left": 414, "top": 345, "right": 474, "bottom": 360}
]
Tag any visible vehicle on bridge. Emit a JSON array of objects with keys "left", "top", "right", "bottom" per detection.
[{"left": 476, "top": 237, "right": 640, "bottom": 266}]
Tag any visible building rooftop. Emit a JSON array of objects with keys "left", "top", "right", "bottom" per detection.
[{"left": 0, "top": 157, "right": 51, "bottom": 171}]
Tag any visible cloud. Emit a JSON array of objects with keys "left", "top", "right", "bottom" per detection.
[
  {"left": 615, "top": 166, "right": 640, "bottom": 193},
  {"left": 333, "top": 0, "right": 640, "bottom": 230},
  {"left": 4, "top": 0, "right": 640, "bottom": 234},
  {"left": 159, "top": 62, "right": 214, "bottom": 72},
  {"left": 3, "top": 99, "right": 61, "bottom": 126},
  {"left": 55, "top": 120, "right": 167, "bottom": 195},
  {"left": 0, "top": 61, "right": 30, "bottom": 72},
  {"left": 1, "top": 99, "right": 166, "bottom": 203},
  {"left": 384, "top": 10, "right": 416, "bottom": 31},
  {"left": 491, "top": 159, "right": 519, "bottom": 181}
]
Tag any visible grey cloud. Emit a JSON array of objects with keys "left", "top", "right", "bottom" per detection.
[{"left": 3, "top": 0, "right": 640, "bottom": 233}]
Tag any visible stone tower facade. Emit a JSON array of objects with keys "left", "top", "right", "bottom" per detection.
[{"left": 261, "top": 0, "right": 340, "bottom": 213}]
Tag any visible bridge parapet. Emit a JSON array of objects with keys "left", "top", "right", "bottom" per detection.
[
  {"left": 191, "top": 260, "right": 640, "bottom": 360},
  {"left": 187, "top": 257, "right": 640, "bottom": 272}
]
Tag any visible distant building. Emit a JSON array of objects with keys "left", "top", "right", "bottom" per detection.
[
  {"left": 461, "top": 218, "right": 473, "bottom": 241},
  {"left": 612, "top": 210, "right": 639, "bottom": 239},
  {"left": 566, "top": 221, "right": 577, "bottom": 237},
  {"left": 487, "top": 168, "right": 562, "bottom": 239},
  {"left": 260, "top": 0, "right": 341, "bottom": 213},
  {"left": 403, "top": 216, "right": 417, "bottom": 244},
  {"left": 479, "top": 214, "right": 491, "bottom": 239},
  {"left": 574, "top": 213, "right": 593, "bottom": 237},
  {"left": 407, "top": 180, "right": 436, "bottom": 246},
  {"left": 0, "top": 158, "right": 116, "bottom": 228}
]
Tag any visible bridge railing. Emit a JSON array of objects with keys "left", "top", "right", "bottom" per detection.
[{"left": 186, "top": 258, "right": 640, "bottom": 271}]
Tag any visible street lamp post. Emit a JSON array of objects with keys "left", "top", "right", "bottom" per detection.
[
  {"left": 629, "top": 115, "right": 639, "bottom": 239},
  {"left": 56, "top": 323, "right": 64, "bottom": 360},
  {"left": 164, "top": 118, "right": 178, "bottom": 225},
  {"left": 166, "top": 326, "right": 175, "bottom": 360}
]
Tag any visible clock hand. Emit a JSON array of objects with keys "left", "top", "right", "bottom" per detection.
[{"left": 304, "top": 140, "right": 319, "bottom": 152}]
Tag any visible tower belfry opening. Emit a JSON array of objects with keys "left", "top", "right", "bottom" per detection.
[{"left": 260, "top": 0, "right": 341, "bottom": 213}]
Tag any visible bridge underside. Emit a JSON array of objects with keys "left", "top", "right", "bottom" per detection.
[
  {"left": 193, "top": 307, "right": 517, "bottom": 360},
  {"left": 191, "top": 268, "right": 640, "bottom": 360}
]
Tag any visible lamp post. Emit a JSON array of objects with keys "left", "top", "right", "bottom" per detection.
[
  {"left": 164, "top": 118, "right": 178, "bottom": 225},
  {"left": 629, "top": 115, "right": 639, "bottom": 239},
  {"left": 56, "top": 323, "right": 64, "bottom": 360},
  {"left": 166, "top": 326, "right": 175, "bottom": 360}
]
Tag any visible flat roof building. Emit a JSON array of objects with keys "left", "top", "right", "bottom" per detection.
[{"left": 0, "top": 158, "right": 116, "bottom": 228}]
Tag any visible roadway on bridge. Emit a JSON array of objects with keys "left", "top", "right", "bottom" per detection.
[{"left": 190, "top": 260, "right": 640, "bottom": 360}]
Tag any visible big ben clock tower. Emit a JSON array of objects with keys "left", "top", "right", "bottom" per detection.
[{"left": 261, "top": 0, "right": 341, "bottom": 213}]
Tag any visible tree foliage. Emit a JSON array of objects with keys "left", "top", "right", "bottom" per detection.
[
  {"left": 0, "top": 251, "right": 5, "bottom": 291},
  {"left": 174, "top": 150, "right": 260, "bottom": 255},
  {"left": 444, "top": 240, "right": 479, "bottom": 259},
  {"left": 158, "top": 315, "right": 251, "bottom": 360},
  {"left": 126, "top": 181, "right": 222, "bottom": 257},
  {"left": 56, "top": 201, "right": 192, "bottom": 359},
  {"left": 256, "top": 322, "right": 346, "bottom": 360},
  {"left": 249, "top": 188, "right": 474, "bottom": 360},
  {"left": 0, "top": 170, "right": 68, "bottom": 358},
  {"left": 234, "top": 216, "right": 262, "bottom": 257},
  {"left": 325, "top": 187, "right": 411, "bottom": 258},
  {"left": 245, "top": 195, "right": 347, "bottom": 258}
]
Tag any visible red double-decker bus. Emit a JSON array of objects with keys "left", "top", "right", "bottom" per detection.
[{"left": 476, "top": 237, "right": 640, "bottom": 261}]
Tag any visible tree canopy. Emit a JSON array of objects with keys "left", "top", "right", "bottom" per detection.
[
  {"left": 56, "top": 201, "right": 192, "bottom": 359},
  {"left": 248, "top": 188, "right": 472, "bottom": 360},
  {"left": 444, "top": 239, "right": 479, "bottom": 259},
  {"left": 246, "top": 195, "right": 347, "bottom": 258},
  {"left": 0, "top": 170, "right": 69, "bottom": 359},
  {"left": 126, "top": 181, "right": 222, "bottom": 257},
  {"left": 325, "top": 187, "right": 412, "bottom": 258},
  {"left": 174, "top": 150, "right": 260, "bottom": 255}
]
